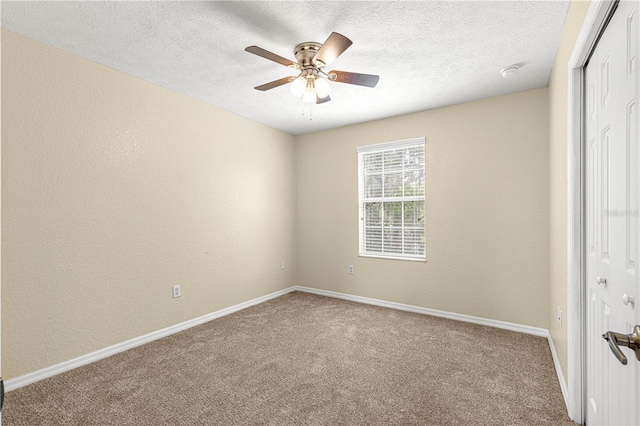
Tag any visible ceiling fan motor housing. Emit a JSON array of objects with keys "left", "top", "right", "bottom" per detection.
[{"left": 293, "top": 42, "right": 323, "bottom": 69}]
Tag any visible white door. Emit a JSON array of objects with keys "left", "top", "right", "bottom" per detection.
[
  {"left": 585, "top": 1, "right": 640, "bottom": 425},
  {"left": 0, "top": 14, "right": 3, "bottom": 424},
  {"left": 0, "top": 11, "right": 3, "bottom": 424}
]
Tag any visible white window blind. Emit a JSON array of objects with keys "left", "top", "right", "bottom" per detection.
[{"left": 357, "top": 138, "right": 425, "bottom": 260}]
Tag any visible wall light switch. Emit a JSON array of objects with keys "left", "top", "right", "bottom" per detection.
[{"left": 281, "top": 260, "right": 285, "bottom": 270}]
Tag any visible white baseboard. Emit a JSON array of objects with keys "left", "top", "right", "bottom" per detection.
[
  {"left": 7, "top": 283, "right": 564, "bottom": 408},
  {"left": 547, "top": 334, "right": 569, "bottom": 410},
  {"left": 5, "top": 286, "right": 296, "bottom": 392},
  {"left": 293, "top": 286, "right": 549, "bottom": 337}
]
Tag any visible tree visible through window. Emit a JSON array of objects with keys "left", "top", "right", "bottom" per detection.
[{"left": 357, "top": 138, "right": 425, "bottom": 260}]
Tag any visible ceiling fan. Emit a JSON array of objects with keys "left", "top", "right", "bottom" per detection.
[{"left": 245, "top": 32, "right": 379, "bottom": 104}]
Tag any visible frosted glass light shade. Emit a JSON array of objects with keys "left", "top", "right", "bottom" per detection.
[
  {"left": 314, "top": 77, "right": 332, "bottom": 98},
  {"left": 302, "top": 87, "right": 316, "bottom": 104},
  {"left": 289, "top": 76, "right": 307, "bottom": 97}
]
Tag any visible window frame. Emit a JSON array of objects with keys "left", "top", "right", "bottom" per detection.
[{"left": 357, "top": 137, "right": 426, "bottom": 262}]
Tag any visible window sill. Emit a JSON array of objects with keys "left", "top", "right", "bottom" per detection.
[{"left": 358, "top": 253, "right": 426, "bottom": 262}]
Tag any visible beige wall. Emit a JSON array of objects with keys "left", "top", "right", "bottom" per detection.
[
  {"left": 1, "top": 30, "right": 297, "bottom": 379},
  {"left": 548, "top": 0, "right": 591, "bottom": 384},
  {"left": 296, "top": 88, "right": 550, "bottom": 328},
  {"left": 3, "top": 4, "right": 587, "bottom": 383}
]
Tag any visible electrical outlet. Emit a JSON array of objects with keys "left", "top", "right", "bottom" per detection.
[
  {"left": 280, "top": 260, "right": 285, "bottom": 270},
  {"left": 348, "top": 265, "right": 354, "bottom": 275},
  {"left": 172, "top": 284, "right": 181, "bottom": 299},
  {"left": 557, "top": 307, "right": 562, "bottom": 327}
]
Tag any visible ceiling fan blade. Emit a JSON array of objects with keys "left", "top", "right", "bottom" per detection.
[
  {"left": 254, "top": 77, "right": 295, "bottom": 91},
  {"left": 312, "top": 32, "right": 352, "bottom": 68},
  {"left": 316, "top": 94, "right": 331, "bottom": 104},
  {"left": 327, "top": 70, "right": 379, "bottom": 88},
  {"left": 245, "top": 46, "right": 297, "bottom": 68}
]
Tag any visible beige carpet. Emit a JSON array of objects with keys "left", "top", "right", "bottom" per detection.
[{"left": 4, "top": 292, "right": 574, "bottom": 425}]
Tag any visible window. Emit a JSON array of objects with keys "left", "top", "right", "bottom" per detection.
[{"left": 357, "top": 138, "right": 425, "bottom": 261}]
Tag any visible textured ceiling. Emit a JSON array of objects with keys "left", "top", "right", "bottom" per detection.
[{"left": 2, "top": 1, "right": 570, "bottom": 135}]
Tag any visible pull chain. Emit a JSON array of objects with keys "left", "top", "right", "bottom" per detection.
[{"left": 301, "top": 103, "right": 313, "bottom": 121}]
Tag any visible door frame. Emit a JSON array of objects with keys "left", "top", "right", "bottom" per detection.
[{"left": 567, "top": 0, "right": 619, "bottom": 423}]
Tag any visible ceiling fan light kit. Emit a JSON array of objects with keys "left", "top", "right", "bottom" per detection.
[
  {"left": 290, "top": 73, "right": 332, "bottom": 103},
  {"left": 245, "top": 32, "right": 379, "bottom": 105}
]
